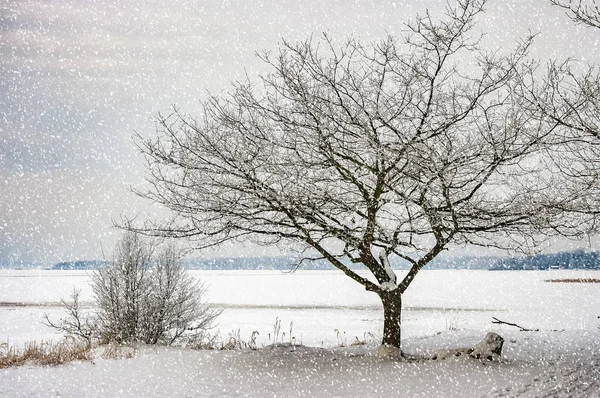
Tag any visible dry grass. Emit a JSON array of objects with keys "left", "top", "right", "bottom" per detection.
[
  {"left": 545, "top": 278, "right": 600, "bottom": 283},
  {"left": 0, "top": 340, "right": 92, "bottom": 368},
  {"left": 92, "top": 342, "right": 137, "bottom": 359},
  {"left": 186, "top": 329, "right": 256, "bottom": 351}
]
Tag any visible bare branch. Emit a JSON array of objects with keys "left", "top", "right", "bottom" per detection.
[
  {"left": 551, "top": 0, "right": 600, "bottom": 29},
  {"left": 491, "top": 317, "right": 539, "bottom": 332}
]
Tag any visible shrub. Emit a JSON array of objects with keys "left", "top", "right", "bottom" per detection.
[{"left": 46, "top": 232, "right": 221, "bottom": 346}]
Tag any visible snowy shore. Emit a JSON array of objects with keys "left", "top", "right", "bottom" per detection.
[{"left": 1, "top": 270, "right": 599, "bottom": 397}]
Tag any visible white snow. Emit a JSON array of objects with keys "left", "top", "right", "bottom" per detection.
[
  {"left": 379, "top": 281, "right": 398, "bottom": 291},
  {"left": 1, "top": 269, "right": 599, "bottom": 397},
  {"left": 379, "top": 250, "right": 397, "bottom": 284},
  {"left": 1, "top": 330, "right": 599, "bottom": 398}
]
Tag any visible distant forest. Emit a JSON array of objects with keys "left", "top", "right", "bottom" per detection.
[
  {"left": 183, "top": 250, "right": 600, "bottom": 271},
  {"left": 3, "top": 249, "right": 596, "bottom": 271},
  {"left": 489, "top": 250, "right": 600, "bottom": 270}
]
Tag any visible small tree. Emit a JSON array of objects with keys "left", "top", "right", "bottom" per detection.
[
  {"left": 47, "top": 232, "right": 220, "bottom": 345},
  {"left": 136, "top": 0, "right": 587, "bottom": 354}
]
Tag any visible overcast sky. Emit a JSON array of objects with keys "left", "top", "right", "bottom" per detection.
[{"left": 1, "top": 0, "right": 599, "bottom": 265}]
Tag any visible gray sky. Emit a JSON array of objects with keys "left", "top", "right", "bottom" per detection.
[{"left": 1, "top": 0, "right": 598, "bottom": 265}]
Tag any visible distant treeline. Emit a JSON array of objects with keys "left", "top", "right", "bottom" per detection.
[
  {"left": 489, "top": 250, "right": 600, "bottom": 270},
  {"left": 48, "top": 255, "right": 497, "bottom": 271},
  {"left": 183, "top": 256, "right": 335, "bottom": 270},
  {"left": 182, "top": 250, "right": 599, "bottom": 271},
  {"left": 51, "top": 260, "right": 109, "bottom": 270},
  {"left": 10, "top": 249, "right": 600, "bottom": 271}
]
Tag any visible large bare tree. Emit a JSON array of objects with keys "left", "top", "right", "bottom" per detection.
[
  {"left": 513, "top": 0, "right": 600, "bottom": 224},
  {"left": 136, "top": 0, "right": 584, "bottom": 354}
]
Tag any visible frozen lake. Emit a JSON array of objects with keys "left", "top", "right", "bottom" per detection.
[{"left": 1, "top": 269, "right": 599, "bottom": 348}]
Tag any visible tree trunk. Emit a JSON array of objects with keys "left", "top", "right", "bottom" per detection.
[{"left": 379, "top": 289, "right": 402, "bottom": 353}]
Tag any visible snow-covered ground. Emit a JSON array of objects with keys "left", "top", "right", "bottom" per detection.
[{"left": 1, "top": 269, "right": 599, "bottom": 397}]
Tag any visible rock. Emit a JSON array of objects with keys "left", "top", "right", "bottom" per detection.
[
  {"left": 469, "top": 332, "right": 504, "bottom": 361},
  {"left": 430, "top": 348, "right": 472, "bottom": 360},
  {"left": 430, "top": 332, "right": 505, "bottom": 361}
]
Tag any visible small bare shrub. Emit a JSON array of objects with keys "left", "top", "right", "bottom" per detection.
[
  {"left": 46, "top": 232, "right": 221, "bottom": 347},
  {"left": 43, "top": 288, "right": 95, "bottom": 347}
]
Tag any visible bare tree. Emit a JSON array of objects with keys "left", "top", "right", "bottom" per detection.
[{"left": 136, "top": 0, "right": 586, "bottom": 354}]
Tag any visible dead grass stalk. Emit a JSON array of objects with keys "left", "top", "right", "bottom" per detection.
[{"left": 0, "top": 340, "right": 92, "bottom": 368}]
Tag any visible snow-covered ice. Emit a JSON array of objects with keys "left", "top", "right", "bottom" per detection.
[{"left": 1, "top": 269, "right": 599, "bottom": 397}]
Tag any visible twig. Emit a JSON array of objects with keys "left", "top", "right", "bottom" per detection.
[{"left": 491, "top": 317, "right": 539, "bottom": 332}]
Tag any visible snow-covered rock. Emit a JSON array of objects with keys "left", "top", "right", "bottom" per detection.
[
  {"left": 431, "top": 332, "right": 504, "bottom": 361},
  {"left": 469, "top": 332, "right": 504, "bottom": 361}
]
